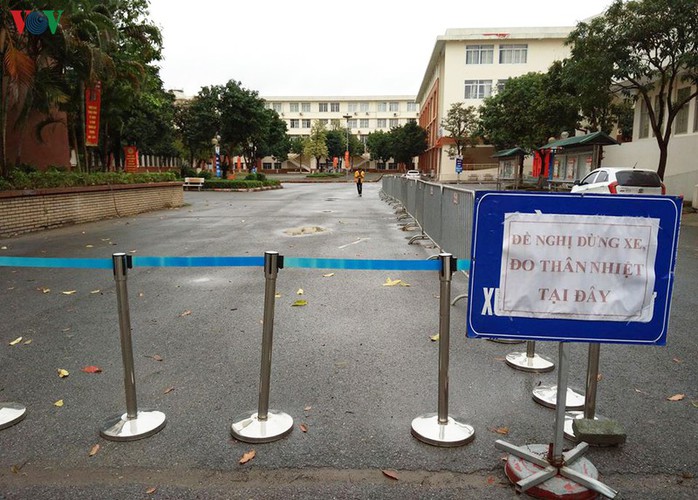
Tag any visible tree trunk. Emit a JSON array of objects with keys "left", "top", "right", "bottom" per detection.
[{"left": 656, "top": 140, "right": 668, "bottom": 181}]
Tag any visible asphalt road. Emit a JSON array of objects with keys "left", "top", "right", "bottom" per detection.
[{"left": 0, "top": 182, "right": 696, "bottom": 499}]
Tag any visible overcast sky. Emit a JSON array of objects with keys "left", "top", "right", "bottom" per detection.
[{"left": 148, "top": 0, "right": 612, "bottom": 98}]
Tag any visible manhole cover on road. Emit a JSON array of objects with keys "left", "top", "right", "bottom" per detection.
[{"left": 284, "top": 226, "right": 326, "bottom": 236}]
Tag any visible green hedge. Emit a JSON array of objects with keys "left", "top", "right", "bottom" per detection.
[
  {"left": 203, "top": 179, "right": 280, "bottom": 189},
  {"left": 0, "top": 170, "right": 178, "bottom": 190}
]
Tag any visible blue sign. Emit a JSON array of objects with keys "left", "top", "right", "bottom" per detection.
[
  {"left": 455, "top": 156, "right": 463, "bottom": 174},
  {"left": 466, "top": 191, "right": 681, "bottom": 345}
]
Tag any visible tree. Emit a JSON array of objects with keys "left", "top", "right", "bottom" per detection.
[
  {"left": 389, "top": 121, "right": 427, "bottom": 170},
  {"left": 365, "top": 130, "right": 392, "bottom": 166},
  {"left": 289, "top": 136, "right": 307, "bottom": 171},
  {"left": 441, "top": 103, "right": 479, "bottom": 158},
  {"left": 325, "top": 129, "right": 345, "bottom": 161},
  {"left": 478, "top": 72, "right": 578, "bottom": 151},
  {"left": 303, "top": 120, "right": 328, "bottom": 171},
  {"left": 567, "top": 0, "right": 698, "bottom": 180}
]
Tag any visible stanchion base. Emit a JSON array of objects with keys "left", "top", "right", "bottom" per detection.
[
  {"left": 564, "top": 411, "right": 601, "bottom": 442},
  {"left": 505, "top": 352, "right": 555, "bottom": 373},
  {"left": 411, "top": 413, "right": 475, "bottom": 447},
  {"left": 231, "top": 410, "right": 293, "bottom": 444},
  {"left": 0, "top": 402, "right": 27, "bottom": 430},
  {"left": 503, "top": 444, "right": 599, "bottom": 500},
  {"left": 100, "top": 410, "right": 166, "bottom": 441},
  {"left": 487, "top": 339, "right": 526, "bottom": 345},
  {"left": 532, "top": 385, "right": 585, "bottom": 410}
]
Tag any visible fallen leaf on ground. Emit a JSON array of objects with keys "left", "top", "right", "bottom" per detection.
[
  {"left": 239, "top": 450, "right": 256, "bottom": 464},
  {"left": 85, "top": 245, "right": 93, "bottom": 248},
  {"left": 275, "top": 293, "right": 281, "bottom": 298},
  {"left": 490, "top": 426, "right": 509, "bottom": 435},
  {"left": 667, "top": 394, "right": 685, "bottom": 401},
  {"left": 322, "top": 273, "right": 335, "bottom": 278},
  {"left": 429, "top": 334, "right": 439, "bottom": 342},
  {"left": 597, "top": 373, "right": 603, "bottom": 382},
  {"left": 146, "top": 487, "right": 157, "bottom": 494},
  {"left": 23, "top": 339, "right": 32, "bottom": 345},
  {"left": 304, "top": 406, "right": 312, "bottom": 412},
  {"left": 179, "top": 310, "right": 192, "bottom": 317},
  {"left": 54, "top": 399, "right": 64, "bottom": 407},
  {"left": 90, "top": 290, "right": 101, "bottom": 294},
  {"left": 146, "top": 354, "right": 163, "bottom": 362},
  {"left": 296, "top": 288, "right": 304, "bottom": 295},
  {"left": 673, "top": 357, "right": 683, "bottom": 364},
  {"left": 291, "top": 300, "right": 308, "bottom": 307},
  {"left": 9, "top": 337, "right": 23, "bottom": 346},
  {"left": 81, "top": 366, "right": 102, "bottom": 374},
  {"left": 487, "top": 475, "right": 496, "bottom": 485},
  {"left": 382, "top": 470, "right": 399, "bottom": 480},
  {"left": 635, "top": 388, "right": 649, "bottom": 395},
  {"left": 37, "top": 287, "right": 50, "bottom": 294},
  {"left": 61, "top": 290, "right": 77, "bottom": 295},
  {"left": 692, "top": 401, "right": 698, "bottom": 408},
  {"left": 383, "top": 277, "right": 402, "bottom": 287},
  {"left": 57, "top": 369, "right": 69, "bottom": 378},
  {"left": 300, "top": 424, "right": 308, "bottom": 432},
  {"left": 89, "top": 444, "right": 100, "bottom": 456},
  {"left": 163, "top": 386, "right": 175, "bottom": 394}
]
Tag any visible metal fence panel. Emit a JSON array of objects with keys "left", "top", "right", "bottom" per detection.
[
  {"left": 440, "top": 186, "right": 475, "bottom": 261},
  {"left": 421, "top": 182, "right": 443, "bottom": 247},
  {"left": 406, "top": 181, "right": 418, "bottom": 216}
]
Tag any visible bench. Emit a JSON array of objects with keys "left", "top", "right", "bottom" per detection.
[{"left": 183, "top": 177, "right": 205, "bottom": 191}]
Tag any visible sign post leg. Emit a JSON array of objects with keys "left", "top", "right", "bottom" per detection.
[{"left": 505, "top": 340, "right": 555, "bottom": 373}]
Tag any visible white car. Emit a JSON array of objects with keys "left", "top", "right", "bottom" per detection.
[
  {"left": 404, "top": 170, "right": 421, "bottom": 179},
  {"left": 571, "top": 167, "right": 665, "bottom": 195}
]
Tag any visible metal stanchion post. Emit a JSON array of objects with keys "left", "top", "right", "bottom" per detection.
[
  {"left": 505, "top": 340, "right": 555, "bottom": 373},
  {"left": 532, "top": 343, "right": 585, "bottom": 410},
  {"left": 0, "top": 402, "right": 26, "bottom": 431},
  {"left": 231, "top": 251, "right": 293, "bottom": 443},
  {"left": 100, "top": 253, "right": 166, "bottom": 441},
  {"left": 411, "top": 253, "right": 475, "bottom": 447}
]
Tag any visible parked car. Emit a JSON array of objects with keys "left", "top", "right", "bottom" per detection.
[
  {"left": 404, "top": 170, "right": 421, "bottom": 179},
  {"left": 571, "top": 167, "right": 665, "bottom": 195}
]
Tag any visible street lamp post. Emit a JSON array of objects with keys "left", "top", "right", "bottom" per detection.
[{"left": 342, "top": 114, "right": 352, "bottom": 174}]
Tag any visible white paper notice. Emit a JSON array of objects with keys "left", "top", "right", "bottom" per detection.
[{"left": 496, "top": 213, "right": 659, "bottom": 322}]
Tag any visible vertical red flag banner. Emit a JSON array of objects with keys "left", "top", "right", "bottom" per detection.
[
  {"left": 123, "top": 146, "right": 139, "bottom": 173},
  {"left": 85, "top": 82, "right": 101, "bottom": 147},
  {"left": 344, "top": 151, "right": 350, "bottom": 169}
]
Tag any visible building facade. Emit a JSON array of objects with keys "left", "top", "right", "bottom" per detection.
[
  {"left": 416, "top": 27, "right": 574, "bottom": 181},
  {"left": 261, "top": 96, "right": 419, "bottom": 171}
]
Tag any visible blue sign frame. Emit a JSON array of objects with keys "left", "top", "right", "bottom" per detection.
[{"left": 466, "top": 191, "right": 681, "bottom": 345}]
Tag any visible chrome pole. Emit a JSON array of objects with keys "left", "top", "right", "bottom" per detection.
[
  {"left": 100, "top": 253, "right": 166, "bottom": 441},
  {"left": 552, "top": 343, "right": 570, "bottom": 463},
  {"left": 584, "top": 344, "right": 600, "bottom": 419},
  {"left": 437, "top": 253, "right": 452, "bottom": 423}
]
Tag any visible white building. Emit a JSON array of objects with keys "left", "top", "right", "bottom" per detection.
[
  {"left": 261, "top": 96, "right": 419, "bottom": 171},
  {"left": 603, "top": 79, "right": 698, "bottom": 202},
  {"left": 416, "top": 27, "right": 574, "bottom": 181}
]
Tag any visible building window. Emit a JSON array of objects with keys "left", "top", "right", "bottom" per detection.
[
  {"left": 407, "top": 102, "right": 417, "bottom": 112},
  {"left": 674, "top": 87, "right": 690, "bottom": 134},
  {"left": 377, "top": 118, "right": 387, "bottom": 128},
  {"left": 271, "top": 102, "right": 282, "bottom": 112},
  {"left": 330, "top": 102, "right": 340, "bottom": 112},
  {"left": 289, "top": 103, "right": 299, "bottom": 112},
  {"left": 301, "top": 102, "right": 310, "bottom": 112},
  {"left": 496, "top": 79, "right": 509, "bottom": 93},
  {"left": 331, "top": 119, "right": 340, "bottom": 127},
  {"left": 499, "top": 44, "right": 527, "bottom": 64},
  {"left": 319, "top": 119, "right": 329, "bottom": 125},
  {"left": 638, "top": 99, "right": 650, "bottom": 138},
  {"left": 389, "top": 102, "right": 399, "bottom": 112},
  {"left": 348, "top": 119, "right": 357, "bottom": 128},
  {"left": 302, "top": 119, "right": 311, "bottom": 128},
  {"left": 360, "top": 119, "right": 369, "bottom": 128},
  {"left": 319, "top": 103, "right": 328, "bottom": 112},
  {"left": 378, "top": 102, "right": 387, "bottom": 112},
  {"left": 466, "top": 44, "right": 494, "bottom": 64},
  {"left": 290, "top": 119, "right": 299, "bottom": 129},
  {"left": 274, "top": 162, "right": 282, "bottom": 169},
  {"left": 389, "top": 118, "right": 398, "bottom": 127},
  {"left": 349, "top": 102, "right": 359, "bottom": 112},
  {"left": 464, "top": 80, "right": 493, "bottom": 99},
  {"left": 262, "top": 162, "right": 272, "bottom": 169}
]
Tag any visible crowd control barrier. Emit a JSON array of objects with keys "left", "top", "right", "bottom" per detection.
[{"left": 0, "top": 252, "right": 471, "bottom": 449}]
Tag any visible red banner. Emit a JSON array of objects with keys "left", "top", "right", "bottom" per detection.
[
  {"left": 123, "top": 146, "right": 139, "bottom": 173},
  {"left": 85, "top": 82, "right": 101, "bottom": 147}
]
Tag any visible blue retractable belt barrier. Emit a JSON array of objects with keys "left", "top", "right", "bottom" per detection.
[{"left": 0, "top": 255, "right": 472, "bottom": 271}]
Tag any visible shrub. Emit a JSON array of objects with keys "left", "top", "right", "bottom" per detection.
[{"left": 0, "top": 170, "right": 178, "bottom": 191}]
